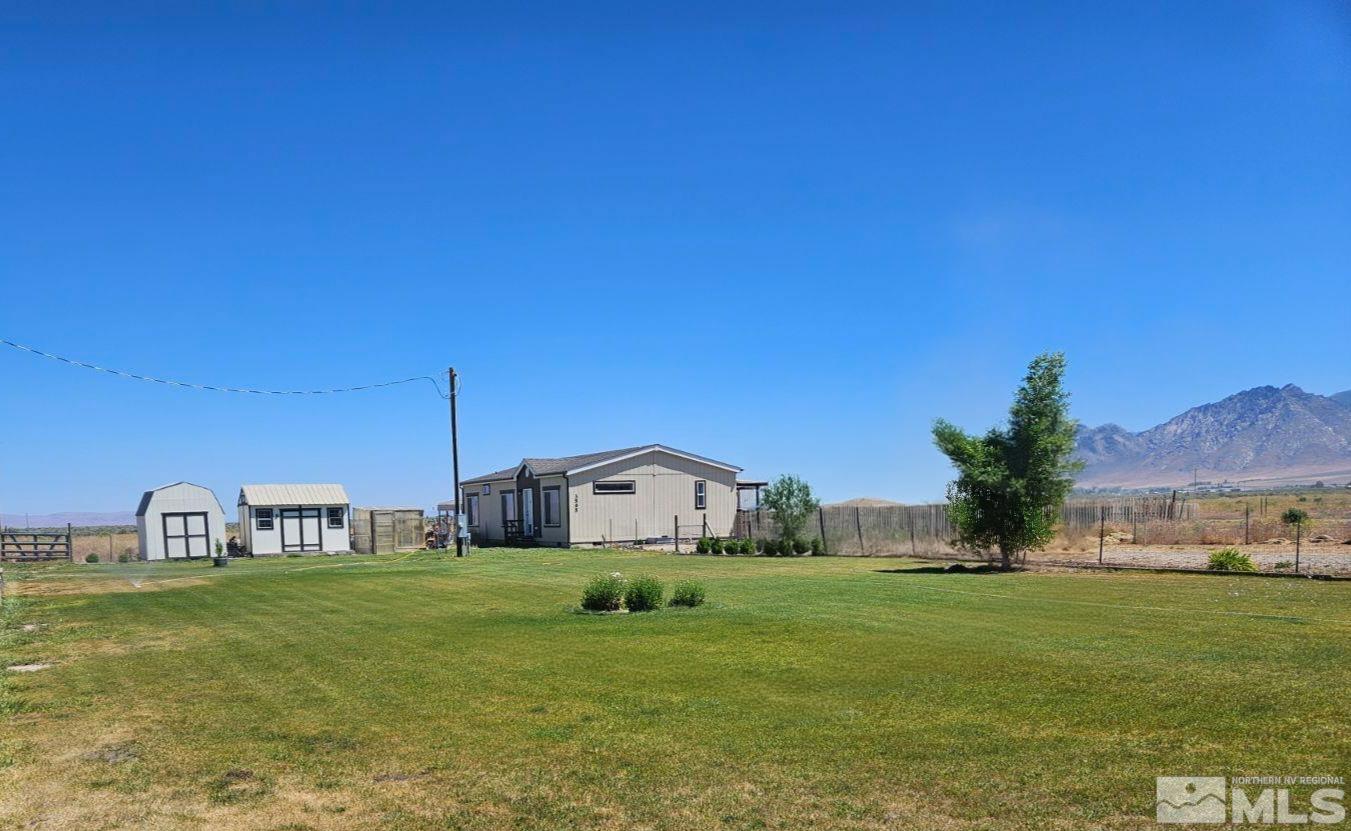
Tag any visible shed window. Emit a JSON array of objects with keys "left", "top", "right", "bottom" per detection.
[
  {"left": 467, "top": 495, "right": 480, "bottom": 527},
  {"left": 593, "top": 480, "right": 636, "bottom": 495},
  {"left": 543, "top": 487, "right": 561, "bottom": 526},
  {"left": 327, "top": 507, "right": 344, "bottom": 528},
  {"left": 256, "top": 508, "right": 274, "bottom": 530},
  {"left": 695, "top": 480, "right": 707, "bottom": 510},
  {"left": 482, "top": 484, "right": 491, "bottom": 495}
]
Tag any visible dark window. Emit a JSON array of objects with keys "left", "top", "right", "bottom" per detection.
[
  {"left": 327, "top": 507, "right": 344, "bottom": 528},
  {"left": 695, "top": 480, "right": 707, "bottom": 510},
  {"left": 256, "top": 508, "right": 274, "bottom": 530},
  {"left": 467, "top": 495, "right": 480, "bottom": 527},
  {"left": 543, "top": 487, "right": 561, "bottom": 526},
  {"left": 482, "top": 484, "right": 491, "bottom": 495},
  {"left": 593, "top": 480, "right": 636, "bottom": 495}
]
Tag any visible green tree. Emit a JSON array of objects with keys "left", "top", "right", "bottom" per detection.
[
  {"left": 760, "top": 475, "right": 820, "bottom": 547},
  {"left": 932, "top": 352, "right": 1082, "bottom": 570},
  {"left": 1280, "top": 507, "right": 1310, "bottom": 532}
]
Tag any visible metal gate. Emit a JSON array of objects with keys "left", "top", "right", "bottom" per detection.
[{"left": 1, "top": 524, "right": 74, "bottom": 562}]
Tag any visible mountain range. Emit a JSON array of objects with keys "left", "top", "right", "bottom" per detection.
[{"left": 1075, "top": 385, "right": 1351, "bottom": 488}]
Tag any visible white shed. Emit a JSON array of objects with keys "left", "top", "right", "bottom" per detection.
[
  {"left": 238, "top": 484, "right": 352, "bottom": 556},
  {"left": 136, "top": 482, "right": 228, "bottom": 561}
]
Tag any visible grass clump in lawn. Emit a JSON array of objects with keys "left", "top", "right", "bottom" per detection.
[
  {"left": 623, "top": 576, "right": 664, "bottom": 612},
  {"left": 1208, "top": 547, "right": 1257, "bottom": 572},
  {"left": 668, "top": 580, "right": 706, "bottom": 608},
  {"left": 580, "top": 573, "right": 625, "bottom": 611}
]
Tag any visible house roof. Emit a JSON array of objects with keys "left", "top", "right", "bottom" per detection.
[
  {"left": 135, "top": 481, "right": 225, "bottom": 517},
  {"left": 460, "top": 444, "right": 741, "bottom": 487},
  {"left": 239, "top": 484, "right": 350, "bottom": 506}
]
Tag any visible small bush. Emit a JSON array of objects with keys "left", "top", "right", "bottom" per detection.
[
  {"left": 117, "top": 553, "right": 130, "bottom": 564},
  {"left": 85, "top": 554, "right": 99, "bottom": 564},
  {"left": 669, "top": 580, "right": 706, "bottom": 608},
  {"left": 624, "top": 576, "right": 664, "bottom": 612},
  {"left": 696, "top": 537, "right": 711, "bottom": 554},
  {"left": 810, "top": 537, "right": 825, "bottom": 556},
  {"left": 1208, "top": 547, "right": 1256, "bottom": 572},
  {"left": 755, "top": 538, "right": 769, "bottom": 554},
  {"left": 581, "top": 574, "right": 625, "bottom": 611},
  {"left": 791, "top": 538, "right": 809, "bottom": 555},
  {"left": 759, "top": 539, "right": 778, "bottom": 556},
  {"left": 738, "top": 539, "right": 755, "bottom": 556},
  {"left": 1274, "top": 560, "right": 1295, "bottom": 571},
  {"left": 709, "top": 538, "right": 724, "bottom": 555}
]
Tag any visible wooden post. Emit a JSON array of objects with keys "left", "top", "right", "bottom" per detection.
[
  {"left": 1098, "top": 507, "right": 1105, "bottom": 565},
  {"left": 1244, "top": 504, "right": 1250, "bottom": 545},
  {"left": 855, "top": 507, "right": 865, "bottom": 556},
  {"left": 817, "top": 507, "right": 827, "bottom": 555},
  {"left": 910, "top": 520, "right": 917, "bottom": 558},
  {"left": 674, "top": 515, "right": 679, "bottom": 553},
  {"left": 108, "top": 532, "right": 113, "bottom": 563},
  {"left": 1295, "top": 523, "right": 1301, "bottom": 573},
  {"left": 67, "top": 523, "right": 73, "bottom": 562},
  {"left": 702, "top": 513, "right": 709, "bottom": 539}
]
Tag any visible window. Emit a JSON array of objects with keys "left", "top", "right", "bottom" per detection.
[
  {"left": 543, "top": 487, "right": 561, "bottom": 526},
  {"left": 695, "top": 480, "right": 707, "bottom": 510},
  {"left": 255, "top": 508, "right": 274, "bottom": 530},
  {"left": 482, "top": 484, "right": 491, "bottom": 495},
  {"left": 593, "top": 480, "right": 636, "bottom": 495},
  {"left": 326, "top": 507, "right": 344, "bottom": 528},
  {"left": 466, "top": 494, "right": 480, "bottom": 527}
]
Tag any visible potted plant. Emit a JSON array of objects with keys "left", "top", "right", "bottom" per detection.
[{"left": 213, "top": 539, "right": 230, "bottom": 567}]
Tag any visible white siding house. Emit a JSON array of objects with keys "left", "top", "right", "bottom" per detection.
[
  {"left": 238, "top": 484, "right": 352, "bottom": 556},
  {"left": 459, "top": 445, "right": 740, "bottom": 547},
  {"left": 136, "top": 482, "right": 228, "bottom": 561}
]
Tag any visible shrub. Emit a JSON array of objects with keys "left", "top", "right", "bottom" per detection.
[
  {"left": 759, "top": 539, "right": 778, "bottom": 556},
  {"left": 624, "top": 576, "right": 664, "bottom": 612},
  {"left": 810, "top": 537, "right": 825, "bottom": 556},
  {"left": 1208, "top": 547, "right": 1257, "bottom": 572},
  {"left": 709, "top": 538, "right": 724, "bottom": 555},
  {"left": 696, "top": 537, "right": 711, "bottom": 554},
  {"left": 738, "top": 539, "right": 755, "bottom": 555},
  {"left": 669, "top": 580, "right": 706, "bottom": 608},
  {"left": 791, "top": 538, "right": 809, "bottom": 555},
  {"left": 755, "top": 538, "right": 769, "bottom": 555},
  {"left": 85, "top": 553, "right": 99, "bottom": 563},
  {"left": 1274, "top": 560, "right": 1295, "bottom": 571},
  {"left": 581, "top": 574, "right": 625, "bottom": 611},
  {"left": 117, "top": 553, "right": 130, "bottom": 564}
]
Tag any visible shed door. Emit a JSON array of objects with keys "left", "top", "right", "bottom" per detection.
[
  {"left": 163, "top": 512, "right": 210, "bottom": 558},
  {"left": 281, "top": 508, "right": 323, "bottom": 552}
]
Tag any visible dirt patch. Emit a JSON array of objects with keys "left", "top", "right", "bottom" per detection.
[
  {"left": 82, "top": 742, "right": 139, "bottom": 764},
  {"left": 6, "top": 663, "right": 52, "bottom": 673}
]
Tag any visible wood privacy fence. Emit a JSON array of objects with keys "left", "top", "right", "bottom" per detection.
[
  {"left": 732, "top": 495, "right": 1204, "bottom": 556},
  {"left": 1, "top": 524, "right": 74, "bottom": 562}
]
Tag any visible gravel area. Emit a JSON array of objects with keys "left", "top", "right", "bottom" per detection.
[{"left": 1031, "top": 543, "right": 1351, "bottom": 575}]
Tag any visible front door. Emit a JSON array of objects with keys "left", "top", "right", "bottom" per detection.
[
  {"left": 521, "top": 488, "right": 534, "bottom": 536},
  {"left": 163, "top": 512, "right": 209, "bottom": 558},
  {"left": 501, "top": 491, "right": 516, "bottom": 537}
]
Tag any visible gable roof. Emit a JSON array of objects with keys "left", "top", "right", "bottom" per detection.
[
  {"left": 461, "top": 445, "right": 740, "bottom": 487},
  {"left": 135, "top": 481, "right": 225, "bottom": 517},
  {"left": 239, "top": 484, "right": 350, "bottom": 506}
]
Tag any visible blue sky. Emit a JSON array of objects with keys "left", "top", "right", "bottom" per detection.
[{"left": 1, "top": 1, "right": 1348, "bottom": 513}]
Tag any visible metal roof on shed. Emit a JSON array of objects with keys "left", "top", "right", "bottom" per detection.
[{"left": 239, "top": 484, "right": 350, "bottom": 506}]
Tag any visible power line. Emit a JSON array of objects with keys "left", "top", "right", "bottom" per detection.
[{"left": 0, "top": 337, "right": 449, "bottom": 399}]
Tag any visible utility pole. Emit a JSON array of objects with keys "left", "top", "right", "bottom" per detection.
[{"left": 449, "top": 367, "right": 464, "bottom": 558}]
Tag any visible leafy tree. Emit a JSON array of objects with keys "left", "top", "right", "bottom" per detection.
[
  {"left": 760, "top": 475, "right": 820, "bottom": 546},
  {"left": 932, "top": 352, "right": 1082, "bottom": 570},
  {"left": 1280, "top": 507, "right": 1310, "bottom": 531}
]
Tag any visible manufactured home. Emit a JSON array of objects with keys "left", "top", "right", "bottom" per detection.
[
  {"left": 459, "top": 444, "right": 741, "bottom": 547},
  {"left": 237, "top": 484, "right": 352, "bottom": 556},
  {"left": 136, "top": 482, "right": 228, "bottom": 560}
]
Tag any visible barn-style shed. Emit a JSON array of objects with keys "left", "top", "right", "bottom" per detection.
[{"left": 136, "top": 482, "right": 228, "bottom": 561}]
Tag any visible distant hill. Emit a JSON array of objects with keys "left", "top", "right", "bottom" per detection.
[
  {"left": 1075, "top": 384, "right": 1351, "bottom": 488},
  {"left": 1332, "top": 390, "right": 1351, "bottom": 408},
  {"left": 0, "top": 511, "right": 136, "bottom": 528},
  {"left": 829, "top": 498, "right": 906, "bottom": 507}
]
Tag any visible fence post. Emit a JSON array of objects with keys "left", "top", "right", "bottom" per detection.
[
  {"left": 855, "top": 507, "right": 865, "bottom": 556},
  {"left": 1098, "top": 507, "right": 1105, "bottom": 565},
  {"left": 67, "top": 523, "right": 73, "bottom": 562},
  {"left": 909, "top": 518, "right": 917, "bottom": 558},
  {"left": 1294, "top": 524, "right": 1301, "bottom": 573},
  {"left": 674, "top": 515, "right": 679, "bottom": 553},
  {"left": 702, "top": 513, "right": 708, "bottom": 539},
  {"left": 1244, "top": 504, "right": 1250, "bottom": 545},
  {"left": 817, "top": 507, "right": 827, "bottom": 554}
]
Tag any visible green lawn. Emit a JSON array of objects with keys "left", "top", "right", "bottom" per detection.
[{"left": 2, "top": 550, "right": 1348, "bottom": 830}]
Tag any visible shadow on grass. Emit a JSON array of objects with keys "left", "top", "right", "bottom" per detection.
[{"left": 874, "top": 563, "right": 1007, "bottom": 575}]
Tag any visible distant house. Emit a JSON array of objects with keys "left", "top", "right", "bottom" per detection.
[
  {"left": 136, "top": 482, "right": 227, "bottom": 561},
  {"left": 237, "top": 484, "right": 352, "bottom": 556},
  {"left": 460, "top": 445, "right": 741, "bottom": 547}
]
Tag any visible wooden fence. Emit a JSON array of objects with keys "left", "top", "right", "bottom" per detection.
[{"left": 1, "top": 524, "right": 74, "bottom": 562}]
